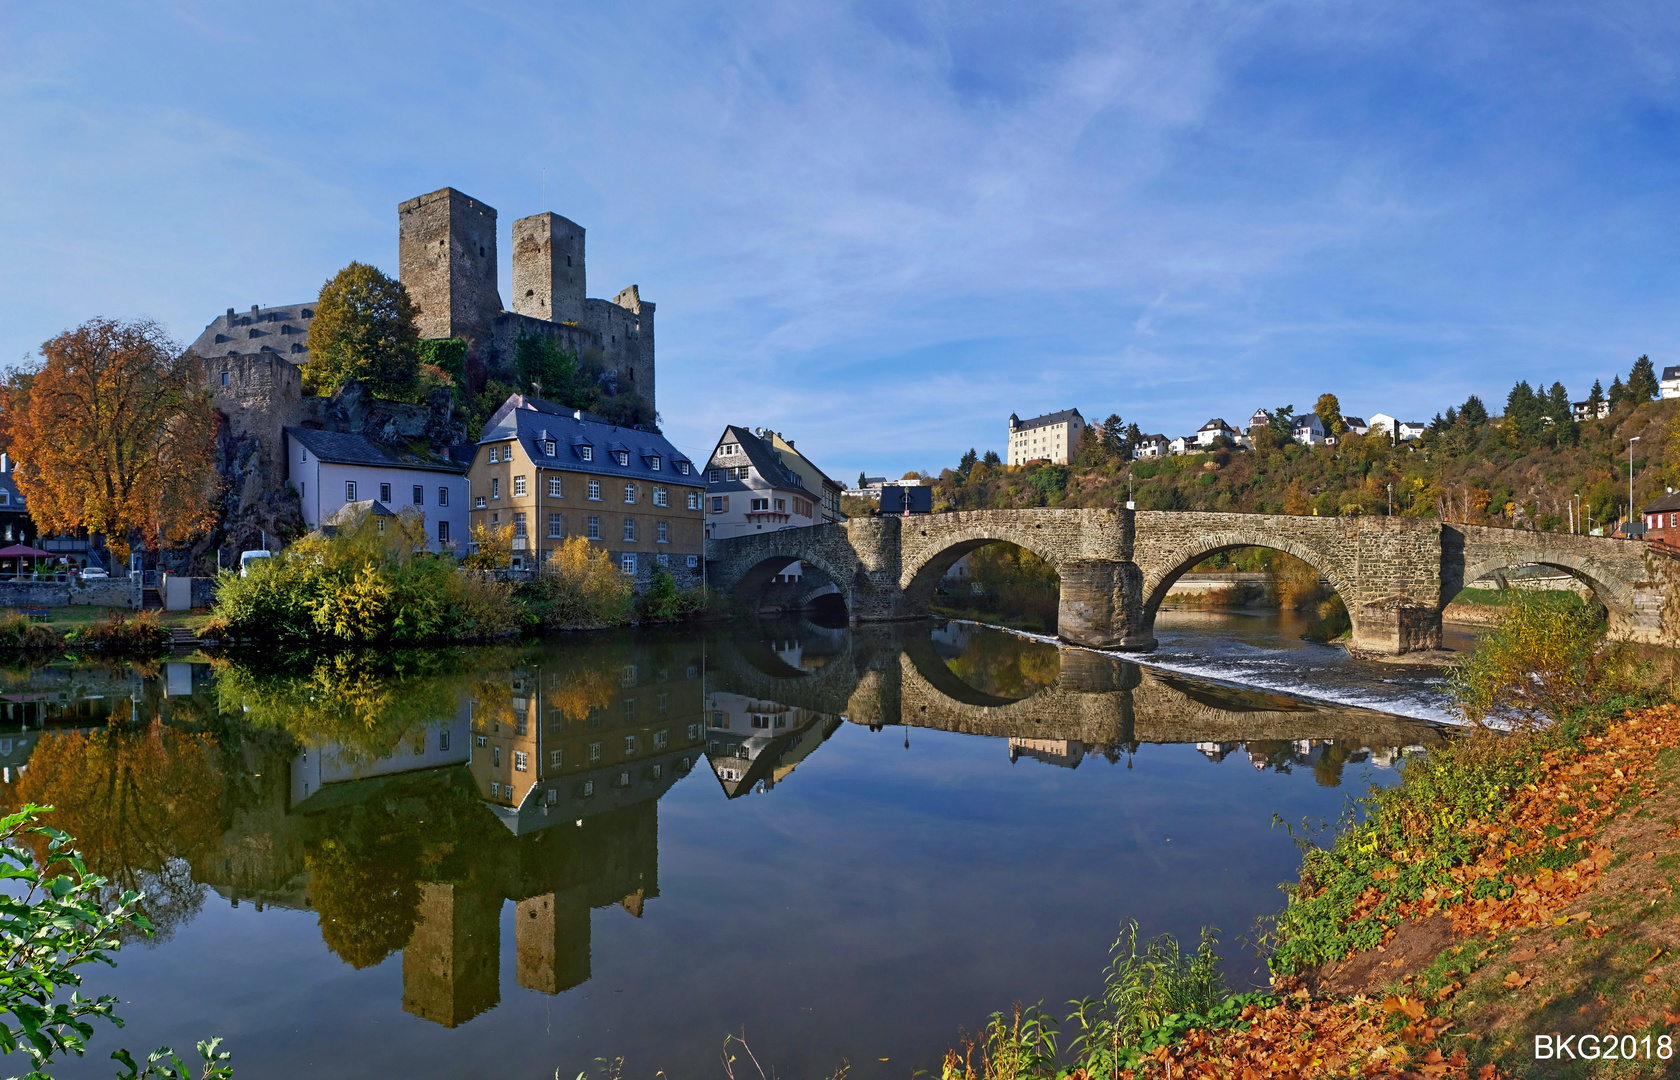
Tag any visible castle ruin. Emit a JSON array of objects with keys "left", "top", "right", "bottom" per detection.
[{"left": 187, "top": 186, "right": 657, "bottom": 563}]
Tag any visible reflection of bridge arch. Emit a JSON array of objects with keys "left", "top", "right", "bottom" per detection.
[{"left": 705, "top": 625, "right": 1441, "bottom": 748}]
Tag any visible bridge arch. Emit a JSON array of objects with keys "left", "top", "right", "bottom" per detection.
[
  {"left": 1137, "top": 529, "right": 1357, "bottom": 628},
  {"left": 726, "top": 549, "right": 857, "bottom": 614},
  {"left": 899, "top": 526, "right": 1070, "bottom": 608}
]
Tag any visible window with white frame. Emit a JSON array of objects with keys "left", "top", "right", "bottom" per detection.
[
  {"left": 581, "top": 445, "right": 593, "bottom": 461},
  {"left": 514, "top": 750, "right": 528, "bottom": 772},
  {"left": 624, "top": 735, "right": 637, "bottom": 753},
  {"left": 548, "top": 513, "right": 562, "bottom": 537},
  {"left": 513, "top": 512, "right": 527, "bottom": 537},
  {"left": 589, "top": 742, "right": 602, "bottom": 763},
  {"left": 439, "top": 486, "right": 449, "bottom": 507},
  {"left": 678, "top": 461, "right": 690, "bottom": 475},
  {"left": 545, "top": 440, "right": 556, "bottom": 456},
  {"left": 413, "top": 485, "right": 423, "bottom": 505},
  {"left": 650, "top": 456, "right": 660, "bottom": 471},
  {"left": 345, "top": 480, "right": 357, "bottom": 501},
  {"left": 587, "top": 515, "right": 600, "bottom": 539},
  {"left": 711, "top": 496, "right": 726, "bottom": 512},
  {"left": 549, "top": 477, "right": 562, "bottom": 497},
  {"left": 620, "top": 553, "right": 636, "bottom": 575},
  {"left": 615, "top": 451, "right": 629, "bottom": 466},
  {"left": 751, "top": 498, "right": 769, "bottom": 511},
  {"left": 653, "top": 486, "right": 668, "bottom": 507},
  {"left": 686, "top": 554, "right": 699, "bottom": 568},
  {"left": 489, "top": 447, "right": 499, "bottom": 463},
  {"left": 623, "top": 484, "right": 636, "bottom": 504},
  {"left": 491, "top": 478, "right": 500, "bottom": 499},
  {"left": 623, "top": 518, "right": 636, "bottom": 541},
  {"left": 514, "top": 475, "right": 526, "bottom": 497},
  {"left": 656, "top": 521, "right": 668, "bottom": 543},
  {"left": 587, "top": 480, "right": 601, "bottom": 500},
  {"left": 437, "top": 521, "right": 450, "bottom": 543},
  {"left": 380, "top": 482, "right": 392, "bottom": 502},
  {"left": 687, "top": 492, "right": 701, "bottom": 510},
  {"left": 709, "top": 469, "right": 720, "bottom": 482},
  {"left": 656, "top": 552, "right": 669, "bottom": 566}
]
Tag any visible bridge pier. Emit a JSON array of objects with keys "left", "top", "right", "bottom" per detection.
[{"left": 1056, "top": 559, "right": 1155, "bottom": 650}]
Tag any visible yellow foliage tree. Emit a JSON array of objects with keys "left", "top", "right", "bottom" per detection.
[
  {"left": 536, "top": 535, "right": 632, "bottom": 627},
  {"left": 9, "top": 318, "right": 220, "bottom": 561},
  {"left": 464, "top": 522, "right": 514, "bottom": 570}
]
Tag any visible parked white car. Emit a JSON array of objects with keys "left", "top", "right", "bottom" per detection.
[
  {"left": 239, "top": 550, "right": 273, "bottom": 577},
  {"left": 78, "top": 567, "right": 108, "bottom": 580}
]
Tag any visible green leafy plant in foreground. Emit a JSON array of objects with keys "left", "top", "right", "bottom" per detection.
[
  {"left": 0, "top": 804, "right": 229, "bottom": 1080},
  {"left": 943, "top": 922, "right": 1242, "bottom": 1079}
]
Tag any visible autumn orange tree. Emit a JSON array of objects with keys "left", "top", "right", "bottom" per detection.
[{"left": 9, "top": 318, "right": 220, "bottom": 562}]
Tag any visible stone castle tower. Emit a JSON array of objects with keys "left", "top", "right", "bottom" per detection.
[{"left": 396, "top": 187, "right": 655, "bottom": 408}]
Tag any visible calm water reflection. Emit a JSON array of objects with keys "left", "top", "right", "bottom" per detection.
[{"left": 3, "top": 621, "right": 1441, "bottom": 1079}]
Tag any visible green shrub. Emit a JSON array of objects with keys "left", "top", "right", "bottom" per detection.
[
  {"left": 211, "top": 512, "right": 522, "bottom": 645},
  {"left": 1449, "top": 588, "right": 1607, "bottom": 726},
  {"left": 64, "top": 610, "right": 168, "bottom": 655},
  {"left": 0, "top": 611, "right": 64, "bottom": 653},
  {"left": 527, "top": 536, "right": 634, "bottom": 628},
  {"left": 636, "top": 565, "right": 707, "bottom": 623}
]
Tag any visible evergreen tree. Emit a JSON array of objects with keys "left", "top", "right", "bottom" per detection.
[
  {"left": 1546, "top": 382, "right": 1571, "bottom": 424},
  {"left": 1266, "top": 405, "right": 1295, "bottom": 436},
  {"left": 1505, "top": 381, "right": 1541, "bottom": 442},
  {"left": 1586, "top": 378, "right": 1605, "bottom": 417},
  {"left": 1628, "top": 355, "right": 1659, "bottom": 402},
  {"left": 1460, "top": 395, "right": 1488, "bottom": 426},
  {"left": 1609, "top": 375, "right": 1626, "bottom": 409},
  {"left": 1123, "top": 423, "right": 1143, "bottom": 460},
  {"left": 1101, "top": 414, "right": 1125, "bottom": 458},
  {"left": 1427, "top": 412, "right": 1448, "bottom": 437},
  {"left": 957, "top": 448, "right": 977, "bottom": 478},
  {"left": 982, "top": 450, "right": 1001, "bottom": 468},
  {"left": 1444, "top": 406, "right": 1459, "bottom": 427},
  {"left": 857, "top": 471, "right": 867, "bottom": 489}
]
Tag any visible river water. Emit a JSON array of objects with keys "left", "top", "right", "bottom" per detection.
[{"left": 7, "top": 614, "right": 1455, "bottom": 1079}]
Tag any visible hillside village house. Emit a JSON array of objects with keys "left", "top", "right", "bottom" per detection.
[
  {"left": 1663, "top": 367, "right": 1680, "bottom": 400},
  {"left": 1292, "top": 413, "right": 1327, "bottom": 446},
  {"left": 1168, "top": 435, "right": 1196, "bottom": 455},
  {"left": 1573, "top": 399, "right": 1612, "bottom": 421},
  {"left": 1133, "top": 434, "right": 1169, "bottom": 459},
  {"left": 1007, "top": 409, "right": 1086, "bottom": 466},
  {"left": 1196, "top": 418, "right": 1239, "bottom": 448},
  {"left": 466, "top": 395, "right": 702, "bottom": 583},
  {"left": 285, "top": 428, "right": 469, "bottom": 552},
  {"left": 1342, "top": 416, "right": 1369, "bottom": 435}
]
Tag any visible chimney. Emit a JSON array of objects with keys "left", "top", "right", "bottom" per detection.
[
  {"left": 226, "top": 307, "right": 235, "bottom": 319},
  {"left": 251, "top": 304, "right": 259, "bottom": 312}
]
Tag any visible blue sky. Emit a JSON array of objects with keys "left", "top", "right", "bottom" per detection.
[{"left": 3, "top": 2, "right": 1678, "bottom": 479}]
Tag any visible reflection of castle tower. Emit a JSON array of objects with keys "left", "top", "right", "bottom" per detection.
[
  {"left": 516, "top": 886, "right": 591, "bottom": 995},
  {"left": 402, "top": 883, "right": 502, "bottom": 1027}
]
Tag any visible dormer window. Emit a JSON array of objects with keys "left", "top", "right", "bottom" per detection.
[
  {"left": 581, "top": 446, "right": 593, "bottom": 461},
  {"left": 678, "top": 461, "right": 690, "bottom": 475},
  {"left": 650, "top": 457, "right": 660, "bottom": 471},
  {"left": 545, "top": 440, "right": 556, "bottom": 457},
  {"left": 615, "top": 451, "right": 629, "bottom": 466}
]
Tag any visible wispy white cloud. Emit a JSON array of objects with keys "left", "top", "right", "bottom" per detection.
[{"left": 2, "top": 0, "right": 1678, "bottom": 479}]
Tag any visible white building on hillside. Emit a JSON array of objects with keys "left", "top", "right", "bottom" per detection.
[
  {"left": 1007, "top": 409, "right": 1086, "bottom": 466},
  {"left": 1662, "top": 366, "right": 1680, "bottom": 400}
]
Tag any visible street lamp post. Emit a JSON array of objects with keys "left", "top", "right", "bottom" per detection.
[{"left": 1629, "top": 436, "right": 1641, "bottom": 537}]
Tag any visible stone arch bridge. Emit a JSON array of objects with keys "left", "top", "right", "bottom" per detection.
[{"left": 707, "top": 510, "right": 1677, "bottom": 655}]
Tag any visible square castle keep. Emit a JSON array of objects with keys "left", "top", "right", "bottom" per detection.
[{"left": 190, "top": 187, "right": 656, "bottom": 518}]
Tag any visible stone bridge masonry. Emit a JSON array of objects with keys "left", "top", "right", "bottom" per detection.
[{"left": 707, "top": 509, "right": 1674, "bottom": 656}]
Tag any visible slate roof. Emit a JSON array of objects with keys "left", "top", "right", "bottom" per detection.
[
  {"left": 1665, "top": 366, "right": 1680, "bottom": 382},
  {"left": 189, "top": 303, "right": 316, "bottom": 363},
  {"left": 478, "top": 395, "right": 694, "bottom": 482},
  {"left": 1642, "top": 491, "right": 1680, "bottom": 515},
  {"left": 285, "top": 428, "right": 466, "bottom": 474},
  {"left": 706, "top": 425, "right": 811, "bottom": 495},
  {"left": 1012, "top": 408, "right": 1084, "bottom": 431},
  {"left": 1198, "top": 418, "right": 1233, "bottom": 432},
  {"left": 323, "top": 500, "right": 397, "bottom": 528}
]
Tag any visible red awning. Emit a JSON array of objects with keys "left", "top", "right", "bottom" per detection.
[{"left": 0, "top": 545, "right": 53, "bottom": 558}]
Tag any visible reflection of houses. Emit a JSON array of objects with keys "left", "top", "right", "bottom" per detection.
[
  {"left": 704, "top": 692, "right": 841, "bottom": 797},
  {"left": 289, "top": 709, "right": 472, "bottom": 805},
  {"left": 1194, "top": 741, "right": 1237, "bottom": 763},
  {"left": 1008, "top": 738, "right": 1086, "bottom": 769},
  {"left": 468, "top": 655, "right": 708, "bottom": 833}
]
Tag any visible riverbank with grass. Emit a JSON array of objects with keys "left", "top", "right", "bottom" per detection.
[{"left": 940, "top": 591, "right": 1680, "bottom": 1079}]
